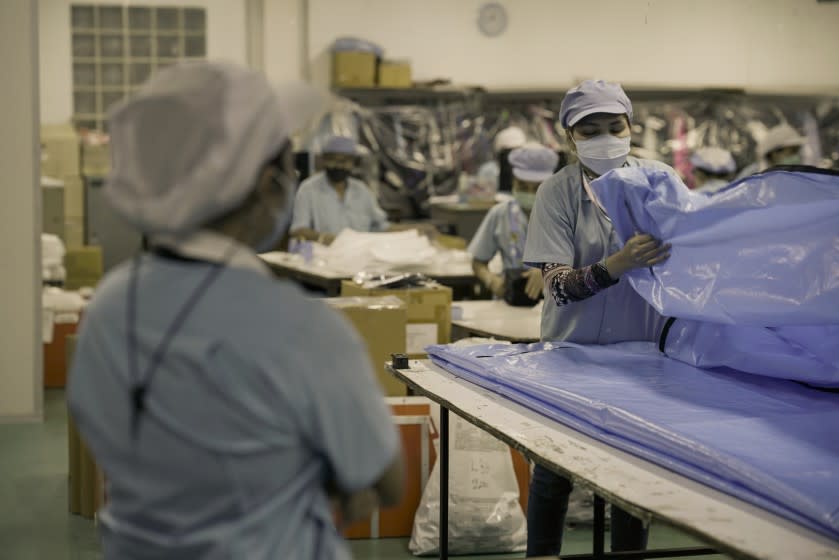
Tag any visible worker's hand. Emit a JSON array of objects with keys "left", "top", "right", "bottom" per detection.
[
  {"left": 522, "top": 268, "right": 543, "bottom": 300},
  {"left": 605, "top": 234, "right": 671, "bottom": 279},
  {"left": 487, "top": 274, "right": 505, "bottom": 298}
]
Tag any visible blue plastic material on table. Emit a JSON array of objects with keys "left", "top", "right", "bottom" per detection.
[
  {"left": 426, "top": 341, "right": 839, "bottom": 541},
  {"left": 590, "top": 167, "right": 839, "bottom": 386}
]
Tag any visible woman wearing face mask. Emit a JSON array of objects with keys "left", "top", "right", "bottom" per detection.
[
  {"left": 469, "top": 143, "right": 557, "bottom": 304},
  {"left": 290, "top": 135, "right": 391, "bottom": 245},
  {"left": 522, "top": 80, "right": 673, "bottom": 557},
  {"left": 758, "top": 123, "right": 807, "bottom": 170},
  {"left": 68, "top": 62, "right": 404, "bottom": 559},
  {"left": 691, "top": 146, "right": 736, "bottom": 193}
]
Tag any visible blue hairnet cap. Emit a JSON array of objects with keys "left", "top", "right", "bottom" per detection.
[
  {"left": 509, "top": 143, "right": 559, "bottom": 182},
  {"left": 323, "top": 135, "right": 358, "bottom": 155},
  {"left": 690, "top": 147, "right": 736, "bottom": 174},
  {"left": 559, "top": 80, "right": 633, "bottom": 129}
]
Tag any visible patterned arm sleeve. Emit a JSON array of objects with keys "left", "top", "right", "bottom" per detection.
[{"left": 541, "top": 262, "right": 618, "bottom": 306}]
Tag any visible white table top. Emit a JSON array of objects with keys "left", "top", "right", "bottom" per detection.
[
  {"left": 451, "top": 299, "right": 542, "bottom": 342},
  {"left": 389, "top": 360, "right": 839, "bottom": 560}
]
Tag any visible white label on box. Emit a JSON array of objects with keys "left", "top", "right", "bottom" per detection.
[{"left": 406, "top": 323, "right": 438, "bottom": 354}]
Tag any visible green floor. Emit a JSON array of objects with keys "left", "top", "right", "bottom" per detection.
[{"left": 0, "top": 390, "right": 727, "bottom": 559}]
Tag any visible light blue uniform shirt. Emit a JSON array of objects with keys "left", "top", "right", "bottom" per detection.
[
  {"left": 291, "top": 172, "right": 389, "bottom": 235},
  {"left": 523, "top": 158, "right": 671, "bottom": 344},
  {"left": 68, "top": 243, "right": 397, "bottom": 559},
  {"left": 468, "top": 199, "right": 528, "bottom": 271}
]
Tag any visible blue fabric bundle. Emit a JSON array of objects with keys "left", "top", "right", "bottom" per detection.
[
  {"left": 426, "top": 341, "right": 839, "bottom": 541},
  {"left": 590, "top": 167, "right": 839, "bottom": 386}
]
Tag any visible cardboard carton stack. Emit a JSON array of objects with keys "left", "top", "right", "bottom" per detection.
[{"left": 41, "top": 124, "right": 84, "bottom": 247}]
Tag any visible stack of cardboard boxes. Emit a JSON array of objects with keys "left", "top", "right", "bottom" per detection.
[
  {"left": 41, "top": 124, "right": 85, "bottom": 247},
  {"left": 331, "top": 45, "right": 412, "bottom": 89}
]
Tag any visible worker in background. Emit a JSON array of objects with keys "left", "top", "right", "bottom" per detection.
[
  {"left": 68, "top": 62, "right": 403, "bottom": 560},
  {"left": 759, "top": 123, "right": 807, "bottom": 169},
  {"left": 478, "top": 125, "right": 528, "bottom": 192},
  {"left": 690, "top": 147, "right": 736, "bottom": 192},
  {"left": 469, "top": 143, "right": 557, "bottom": 305},
  {"left": 290, "top": 135, "right": 390, "bottom": 245},
  {"left": 736, "top": 122, "right": 808, "bottom": 179},
  {"left": 523, "top": 79, "right": 673, "bottom": 558}
]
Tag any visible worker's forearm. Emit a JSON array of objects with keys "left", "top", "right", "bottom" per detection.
[{"left": 542, "top": 262, "right": 617, "bottom": 307}]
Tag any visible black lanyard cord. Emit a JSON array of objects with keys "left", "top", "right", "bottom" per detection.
[{"left": 127, "top": 243, "right": 237, "bottom": 440}]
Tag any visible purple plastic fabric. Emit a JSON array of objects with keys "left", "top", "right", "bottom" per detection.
[
  {"left": 426, "top": 341, "right": 839, "bottom": 541},
  {"left": 589, "top": 167, "right": 839, "bottom": 386}
]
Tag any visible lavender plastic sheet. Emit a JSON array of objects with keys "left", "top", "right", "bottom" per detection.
[{"left": 426, "top": 341, "right": 839, "bottom": 541}]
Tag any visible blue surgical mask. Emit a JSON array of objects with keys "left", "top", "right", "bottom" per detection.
[
  {"left": 513, "top": 191, "right": 536, "bottom": 211},
  {"left": 254, "top": 172, "right": 295, "bottom": 253},
  {"left": 574, "top": 135, "right": 631, "bottom": 176}
]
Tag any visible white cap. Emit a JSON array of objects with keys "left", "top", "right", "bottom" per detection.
[
  {"left": 322, "top": 135, "right": 358, "bottom": 155},
  {"left": 494, "top": 126, "right": 527, "bottom": 152},
  {"left": 106, "top": 61, "right": 325, "bottom": 235},
  {"left": 509, "top": 143, "right": 559, "bottom": 182},
  {"left": 690, "top": 147, "right": 736, "bottom": 174},
  {"left": 757, "top": 123, "right": 805, "bottom": 159}
]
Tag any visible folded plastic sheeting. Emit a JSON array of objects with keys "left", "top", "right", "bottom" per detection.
[
  {"left": 590, "top": 167, "right": 839, "bottom": 386},
  {"left": 592, "top": 167, "right": 839, "bottom": 325},
  {"left": 426, "top": 341, "right": 839, "bottom": 541}
]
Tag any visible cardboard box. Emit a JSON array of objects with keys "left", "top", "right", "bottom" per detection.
[
  {"left": 81, "top": 141, "right": 110, "bottom": 177},
  {"left": 65, "top": 246, "right": 103, "bottom": 290},
  {"left": 44, "top": 320, "right": 79, "bottom": 387},
  {"left": 66, "top": 335, "right": 106, "bottom": 519},
  {"left": 62, "top": 175, "right": 85, "bottom": 218},
  {"left": 342, "top": 396, "right": 436, "bottom": 539},
  {"left": 41, "top": 124, "right": 80, "bottom": 178},
  {"left": 332, "top": 51, "right": 377, "bottom": 88},
  {"left": 325, "top": 296, "right": 408, "bottom": 396},
  {"left": 378, "top": 60, "right": 412, "bottom": 88},
  {"left": 341, "top": 280, "right": 452, "bottom": 359}
]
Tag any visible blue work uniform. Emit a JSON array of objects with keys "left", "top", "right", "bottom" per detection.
[
  {"left": 68, "top": 232, "right": 397, "bottom": 560},
  {"left": 291, "top": 172, "right": 389, "bottom": 235},
  {"left": 467, "top": 199, "right": 528, "bottom": 270},
  {"left": 523, "top": 158, "right": 672, "bottom": 344}
]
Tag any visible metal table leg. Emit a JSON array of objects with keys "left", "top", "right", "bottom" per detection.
[
  {"left": 440, "top": 406, "right": 449, "bottom": 560},
  {"left": 594, "top": 495, "right": 606, "bottom": 558}
]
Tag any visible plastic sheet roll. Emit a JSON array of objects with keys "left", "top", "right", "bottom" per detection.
[{"left": 426, "top": 341, "right": 839, "bottom": 541}]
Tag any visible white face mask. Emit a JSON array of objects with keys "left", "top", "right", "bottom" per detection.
[{"left": 574, "top": 134, "right": 631, "bottom": 176}]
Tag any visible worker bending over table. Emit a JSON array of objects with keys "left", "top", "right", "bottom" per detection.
[
  {"left": 290, "top": 135, "right": 435, "bottom": 245},
  {"left": 523, "top": 79, "right": 674, "bottom": 558},
  {"left": 469, "top": 143, "right": 557, "bottom": 306}
]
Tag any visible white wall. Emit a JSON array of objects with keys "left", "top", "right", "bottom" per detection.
[
  {"left": 0, "top": 0, "right": 42, "bottom": 421},
  {"left": 263, "top": 0, "right": 306, "bottom": 85},
  {"left": 304, "top": 0, "right": 839, "bottom": 92},
  {"left": 38, "top": 0, "right": 249, "bottom": 125}
]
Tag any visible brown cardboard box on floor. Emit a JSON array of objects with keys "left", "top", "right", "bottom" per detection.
[
  {"left": 325, "top": 296, "right": 408, "bottom": 396},
  {"left": 66, "top": 334, "right": 106, "bottom": 519},
  {"left": 64, "top": 246, "right": 103, "bottom": 290},
  {"left": 332, "top": 51, "right": 377, "bottom": 88},
  {"left": 41, "top": 124, "right": 80, "bottom": 179},
  {"left": 340, "top": 280, "right": 452, "bottom": 360}
]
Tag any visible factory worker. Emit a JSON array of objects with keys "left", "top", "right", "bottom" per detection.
[
  {"left": 469, "top": 143, "right": 557, "bottom": 305},
  {"left": 67, "top": 62, "right": 403, "bottom": 560},
  {"left": 477, "top": 125, "right": 528, "bottom": 192},
  {"left": 690, "top": 147, "right": 736, "bottom": 192},
  {"left": 758, "top": 123, "right": 806, "bottom": 169},
  {"left": 522, "top": 79, "right": 673, "bottom": 557},
  {"left": 290, "top": 135, "right": 390, "bottom": 244}
]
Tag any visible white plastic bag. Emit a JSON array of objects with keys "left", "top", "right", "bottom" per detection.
[{"left": 409, "top": 415, "right": 527, "bottom": 556}]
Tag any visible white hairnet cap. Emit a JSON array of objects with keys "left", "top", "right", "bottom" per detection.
[
  {"left": 494, "top": 126, "right": 527, "bottom": 152},
  {"left": 690, "top": 147, "right": 736, "bottom": 174},
  {"left": 757, "top": 123, "right": 805, "bottom": 159},
  {"left": 322, "top": 135, "right": 358, "bottom": 155},
  {"left": 509, "top": 143, "right": 559, "bottom": 182},
  {"left": 106, "top": 61, "right": 325, "bottom": 235}
]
